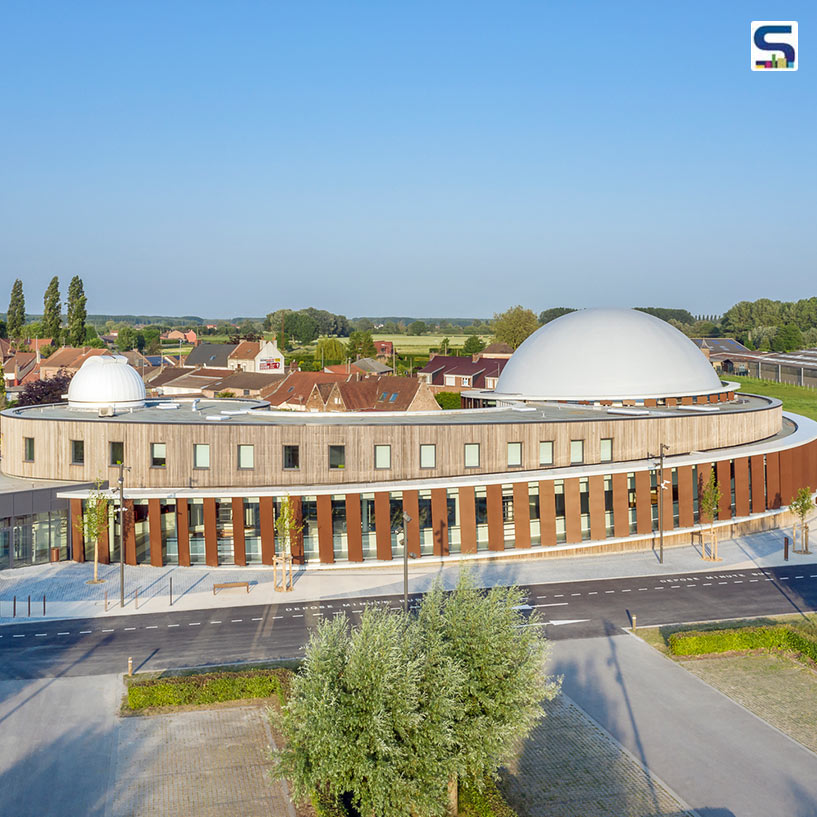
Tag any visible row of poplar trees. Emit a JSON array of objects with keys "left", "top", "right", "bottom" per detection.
[{"left": 6, "top": 276, "right": 87, "bottom": 346}]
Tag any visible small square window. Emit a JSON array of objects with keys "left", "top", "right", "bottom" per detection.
[
  {"left": 464, "top": 443, "right": 480, "bottom": 468},
  {"left": 283, "top": 445, "right": 300, "bottom": 470},
  {"left": 193, "top": 444, "right": 210, "bottom": 469},
  {"left": 600, "top": 438, "right": 613, "bottom": 462},
  {"left": 329, "top": 445, "right": 346, "bottom": 470},
  {"left": 24, "top": 437, "right": 35, "bottom": 462},
  {"left": 70, "top": 439, "right": 84, "bottom": 465},
  {"left": 374, "top": 444, "right": 391, "bottom": 469},
  {"left": 151, "top": 442, "right": 167, "bottom": 468},
  {"left": 539, "top": 441, "right": 553, "bottom": 466},
  {"left": 420, "top": 444, "right": 436, "bottom": 469},
  {"left": 570, "top": 440, "right": 584, "bottom": 464},
  {"left": 110, "top": 441, "right": 124, "bottom": 466},
  {"left": 507, "top": 442, "right": 522, "bottom": 468},
  {"left": 238, "top": 444, "right": 254, "bottom": 469}
]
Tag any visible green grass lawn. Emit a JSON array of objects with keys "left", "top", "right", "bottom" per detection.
[
  {"left": 372, "top": 333, "right": 492, "bottom": 355},
  {"left": 733, "top": 376, "right": 817, "bottom": 421}
]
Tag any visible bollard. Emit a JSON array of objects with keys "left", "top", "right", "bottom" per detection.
[
  {"left": 43, "top": 594, "right": 46, "bottom": 616},
  {"left": 135, "top": 587, "right": 139, "bottom": 609},
  {"left": 27, "top": 595, "right": 31, "bottom": 618},
  {"left": 127, "top": 656, "right": 133, "bottom": 677},
  {"left": 13, "top": 596, "right": 16, "bottom": 618},
  {"left": 632, "top": 614, "right": 637, "bottom": 633},
  {"left": 169, "top": 577, "right": 173, "bottom": 607},
  {"left": 784, "top": 535, "right": 789, "bottom": 561},
  {"left": 104, "top": 590, "right": 108, "bottom": 612}
]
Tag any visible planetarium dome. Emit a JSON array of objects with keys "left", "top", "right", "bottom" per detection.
[
  {"left": 494, "top": 308, "right": 724, "bottom": 402},
  {"left": 67, "top": 355, "right": 147, "bottom": 410}
]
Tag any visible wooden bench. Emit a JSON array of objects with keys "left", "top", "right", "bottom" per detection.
[{"left": 213, "top": 581, "right": 250, "bottom": 595}]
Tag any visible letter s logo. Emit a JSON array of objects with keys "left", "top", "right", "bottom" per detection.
[{"left": 751, "top": 21, "right": 798, "bottom": 70}]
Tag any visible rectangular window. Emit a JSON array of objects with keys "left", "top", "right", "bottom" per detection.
[
  {"left": 70, "top": 439, "right": 84, "bottom": 465},
  {"left": 151, "top": 442, "right": 167, "bottom": 468},
  {"left": 374, "top": 444, "right": 391, "bottom": 469},
  {"left": 600, "top": 438, "right": 613, "bottom": 462},
  {"left": 570, "top": 440, "right": 584, "bottom": 464},
  {"left": 420, "top": 444, "right": 436, "bottom": 469},
  {"left": 329, "top": 445, "right": 345, "bottom": 470},
  {"left": 109, "top": 441, "right": 124, "bottom": 466},
  {"left": 193, "top": 444, "right": 210, "bottom": 469},
  {"left": 507, "top": 442, "right": 522, "bottom": 468},
  {"left": 238, "top": 444, "right": 254, "bottom": 469},
  {"left": 539, "top": 441, "right": 553, "bottom": 466},
  {"left": 283, "top": 445, "right": 300, "bottom": 470},
  {"left": 24, "top": 437, "right": 35, "bottom": 462},
  {"left": 464, "top": 443, "right": 480, "bottom": 468}
]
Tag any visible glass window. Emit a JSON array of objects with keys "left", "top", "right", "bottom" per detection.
[
  {"left": 420, "top": 444, "right": 436, "bottom": 469},
  {"left": 24, "top": 437, "right": 35, "bottom": 462},
  {"left": 238, "top": 444, "right": 254, "bottom": 469},
  {"left": 71, "top": 439, "right": 84, "bottom": 465},
  {"left": 151, "top": 443, "right": 167, "bottom": 468},
  {"left": 329, "top": 445, "right": 345, "bottom": 469},
  {"left": 374, "top": 445, "right": 391, "bottom": 469},
  {"left": 507, "top": 442, "right": 522, "bottom": 468},
  {"left": 464, "top": 443, "right": 480, "bottom": 468},
  {"left": 570, "top": 440, "right": 584, "bottom": 464},
  {"left": 109, "top": 441, "right": 124, "bottom": 466},
  {"left": 194, "top": 444, "right": 210, "bottom": 469},
  {"left": 600, "top": 438, "right": 613, "bottom": 462},
  {"left": 539, "top": 441, "right": 553, "bottom": 466},
  {"left": 283, "top": 444, "right": 300, "bottom": 470}
]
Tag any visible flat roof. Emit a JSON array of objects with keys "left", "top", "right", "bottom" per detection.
[{"left": 1, "top": 393, "right": 780, "bottom": 427}]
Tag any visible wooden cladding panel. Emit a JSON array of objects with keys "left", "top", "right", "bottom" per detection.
[
  {"left": 203, "top": 497, "right": 218, "bottom": 566},
  {"left": 148, "top": 498, "right": 163, "bottom": 567},
  {"left": 539, "top": 481, "right": 556, "bottom": 546},
  {"left": 345, "top": 494, "right": 364, "bottom": 562},
  {"left": 232, "top": 497, "right": 246, "bottom": 566},
  {"left": 564, "top": 478, "right": 581, "bottom": 544},
  {"left": 588, "top": 476, "right": 606, "bottom": 541},
  {"left": 486, "top": 484, "right": 504, "bottom": 551},
  {"left": 176, "top": 498, "right": 191, "bottom": 566},
  {"left": 677, "top": 465, "right": 694, "bottom": 528},
  {"left": 458, "top": 486, "right": 477, "bottom": 554},
  {"left": 259, "top": 496, "right": 275, "bottom": 563},
  {"left": 734, "top": 458, "right": 750, "bottom": 518},
  {"left": 431, "top": 488, "right": 449, "bottom": 556},
  {"left": 374, "top": 492, "right": 392, "bottom": 561},
  {"left": 316, "top": 495, "right": 334, "bottom": 564},
  {"left": 513, "top": 482, "right": 531, "bottom": 548}
]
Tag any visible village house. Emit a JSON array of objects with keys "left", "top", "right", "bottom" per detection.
[{"left": 227, "top": 339, "right": 285, "bottom": 373}]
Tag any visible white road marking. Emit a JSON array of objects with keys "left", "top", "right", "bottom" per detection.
[
  {"left": 718, "top": 582, "right": 728, "bottom": 585},
  {"left": 102, "top": 628, "right": 114, "bottom": 632},
  {"left": 734, "top": 581, "right": 743, "bottom": 584},
  {"left": 188, "top": 622, "right": 200, "bottom": 626},
  {"left": 273, "top": 616, "right": 283, "bottom": 619},
  {"left": 554, "top": 594, "right": 565, "bottom": 597},
  {"left": 780, "top": 577, "right": 790, "bottom": 581},
  {"left": 655, "top": 587, "right": 665, "bottom": 590},
  {"left": 750, "top": 579, "right": 758, "bottom": 582},
  {"left": 550, "top": 619, "right": 591, "bottom": 626},
  {"left": 670, "top": 586, "right": 680, "bottom": 589},
  {"left": 638, "top": 588, "right": 647, "bottom": 591},
  {"left": 621, "top": 589, "right": 632, "bottom": 593},
  {"left": 210, "top": 620, "right": 221, "bottom": 624},
  {"left": 13, "top": 634, "right": 24, "bottom": 638},
  {"left": 703, "top": 583, "right": 712, "bottom": 587},
  {"left": 605, "top": 590, "right": 615, "bottom": 594},
  {"left": 796, "top": 576, "right": 804, "bottom": 579},
  {"left": 35, "top": 633, "right": 47, "bottom": 637},
  {"left": 765, "top": 578, "right": 774, "bottom": 581},
  {"left": 571, "top": 593, "right": 581, "bottom": 596},
  {"left": 79, "top": 630, "right": 91, "bottom": 634},
  {"left": 167, "top": 624, "right": 179, "bottom": 628},
  {"left": 231, "top": 619, "right": 243, "bottom": 622},
  {"left": 533, "top": 602, "right": 569, "bottom": 607},
  {"left": 293, "top": 614, "right": 303, "bottom": 618},
  {"left": 57, "top": 632, "right": 69, "bottom": 636},
  {"left": 124, "top": 627, "right": 136, "bottom": 631},
  {"left": 588, "top": 591, "right": 598, "bottom": 595},
  {"left": 146, "top": 625, "right": 158, "bottom": 629},
  {"left": 251, "top": 617, "right": 263, "bottom": 621}
]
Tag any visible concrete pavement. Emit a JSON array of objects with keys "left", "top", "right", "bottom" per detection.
[{"left": 552, "top": 633, "right": 817, "bottom": 817}]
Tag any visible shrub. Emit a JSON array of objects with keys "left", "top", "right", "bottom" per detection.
[
  {"left": 435, "top": 391, "right": 462, "bottom": 410},
  {"left": 127, "top": 668, "right": 288, "bottom": 710},
  {"left": 459, "top": 778, "right": 517, "bottom": 817},
  {"left": 668, "top": 625, "right": 817, "bottom": 664}
]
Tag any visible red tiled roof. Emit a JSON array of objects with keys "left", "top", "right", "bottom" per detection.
[{"left": 229, "top": 341, "right": 261, "bottom": 360}]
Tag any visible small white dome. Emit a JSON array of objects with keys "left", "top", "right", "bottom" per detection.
[
  {"left": 68, "top": 355, "right": 146, "bottom": 409},
  {"left": 494, "top": 308, "right": 724, "bottom": 401}
]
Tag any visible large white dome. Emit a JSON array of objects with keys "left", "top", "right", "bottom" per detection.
[
  {"left": 494, "top": 308, "right": 724, "bottom": 401},
  {"left": 67, "top": 355, "right": 146, "bottom": 409}
]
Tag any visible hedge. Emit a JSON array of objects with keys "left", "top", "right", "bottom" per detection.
[
  {"left": 668, "top": 625, "right": 817, "bottom": 663},
  {"left": 127, "top": 668, "right": 290, "bottom": 710},
  {"left": 459, "top": 778, "right": 518, "bottom": 817}
]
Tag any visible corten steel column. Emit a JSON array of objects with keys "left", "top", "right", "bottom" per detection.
[
  {"left": 564, "top": 478, "right": 581, "bottom": 544},
  {"left": 70, "top": 499, "right": 85, "bottom": 562},
  {"left": 716, "top": 460, "right": 732, "bottom": 520},
  {"left": 765, "top": 452, "right": 781, "bottom": 510},
  {"left": 259, "top": 497, "right": 275, "bottom": 563},
  {"left": 231, "top": 497, "right": 246, "bottom": 566},
  {"left": 808, "top": 441, "right": 817, "bottom": 487},
  {"left": 203, "top": 497, "right": 218, "bottom": 566},
  {"left": 750, "top": 455, "right": 766, "bottom": 514},
  {"left": 402, "top": 511, "right": 412, "bottom": 613},
  {"left": 780, "top": 447, "right": 795, "bottom": 506},
  {"left": 513, "top": 482, "right": 531, "bottom": 548},
  {"left": 635, "top": 470, "right": 652, "bottom": 536},
  {"left": 458, "top": 486, "right": 477, "bottom": 554},
  {"left": 401, "top": 490, "right": 421, "bottom": 558},
  {"left": 431, "top": 488, "right": 449, "bottom": 556},
  {"left": 588, "top": 475, "right": 606, "bottom": 542},
  {"left": 176, "top": 499, "right": 191, "bottom": 566},
  {"left": 118, "top": 464, "right": 131, "bottom": 608},
  {"left": 148, "top": 498, "right": 163, "bottom": 567},
  {"left": 344, "top": 495, "right": 363, "bottom": 562},
  {"left": 316, "top": 495, "right": 334, "bottom": 564},
  {"left": 612, "top": 473, "right": 630, "bottom": 538},
  {"left": 539, "top": 481, "right": 556, "bottom": 546},
  {"left": 373, "top": 492, "right": 392, "bottom": 561},
  {"left": 734, "top": 458, "right": 750, "bottom": 517},
  {"left": 123, "top": 500, "right": 137, "bottom": 565},
  {"left": 97, "top": 526, "right": 110, "bottom": 565},
  {"left": 485, "top": 484, "right": 504, "bottom": 551},
  {"left": 291, "top": 496, "right": 305, "bottom": 565},
  {"left": 677, "top": 465, "right": 694, "bottom": 528}
]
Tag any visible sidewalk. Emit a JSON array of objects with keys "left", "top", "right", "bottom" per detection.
[{"left": 0, "top": 522, "right": 813, "bottom": 625}]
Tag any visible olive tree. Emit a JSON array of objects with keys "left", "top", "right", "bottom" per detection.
[
  {"left": 83, "top": 479, "right": 110, "bottom": 583},
  {"left": 700, "top": 470, "right": 721, "bottom": 561},
  {"left": 275, "top": 495, "right": 303, "bottom": 557},
  {"left": 789, "top": 485, "right": 813, "bottom": 554}
]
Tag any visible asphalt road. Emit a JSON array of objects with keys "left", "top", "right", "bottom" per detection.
[{"left": 2, "top": 562, "right": 816, "bottom": 680}]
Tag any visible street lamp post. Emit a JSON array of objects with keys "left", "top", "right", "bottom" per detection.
[
  {"left": 117, "top": 462, "right": 131, "bottom": 608},
  {"left": 650, "top": 443, "right": 670, "bottom": 564},
  {"left": 402, "top": 512, "right": 412, "bottom": 613}
]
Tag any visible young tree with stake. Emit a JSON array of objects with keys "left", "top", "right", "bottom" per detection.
[
  {"left": 700, "top": 471, "right": 721, "bottom": 561},
  {"left": 789, "top": 486, "right": 813, "bottom": 554}
]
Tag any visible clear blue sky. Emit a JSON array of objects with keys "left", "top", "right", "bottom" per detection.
[{"left": 1, "top": 1, "right": 814, "bottom": 319}]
